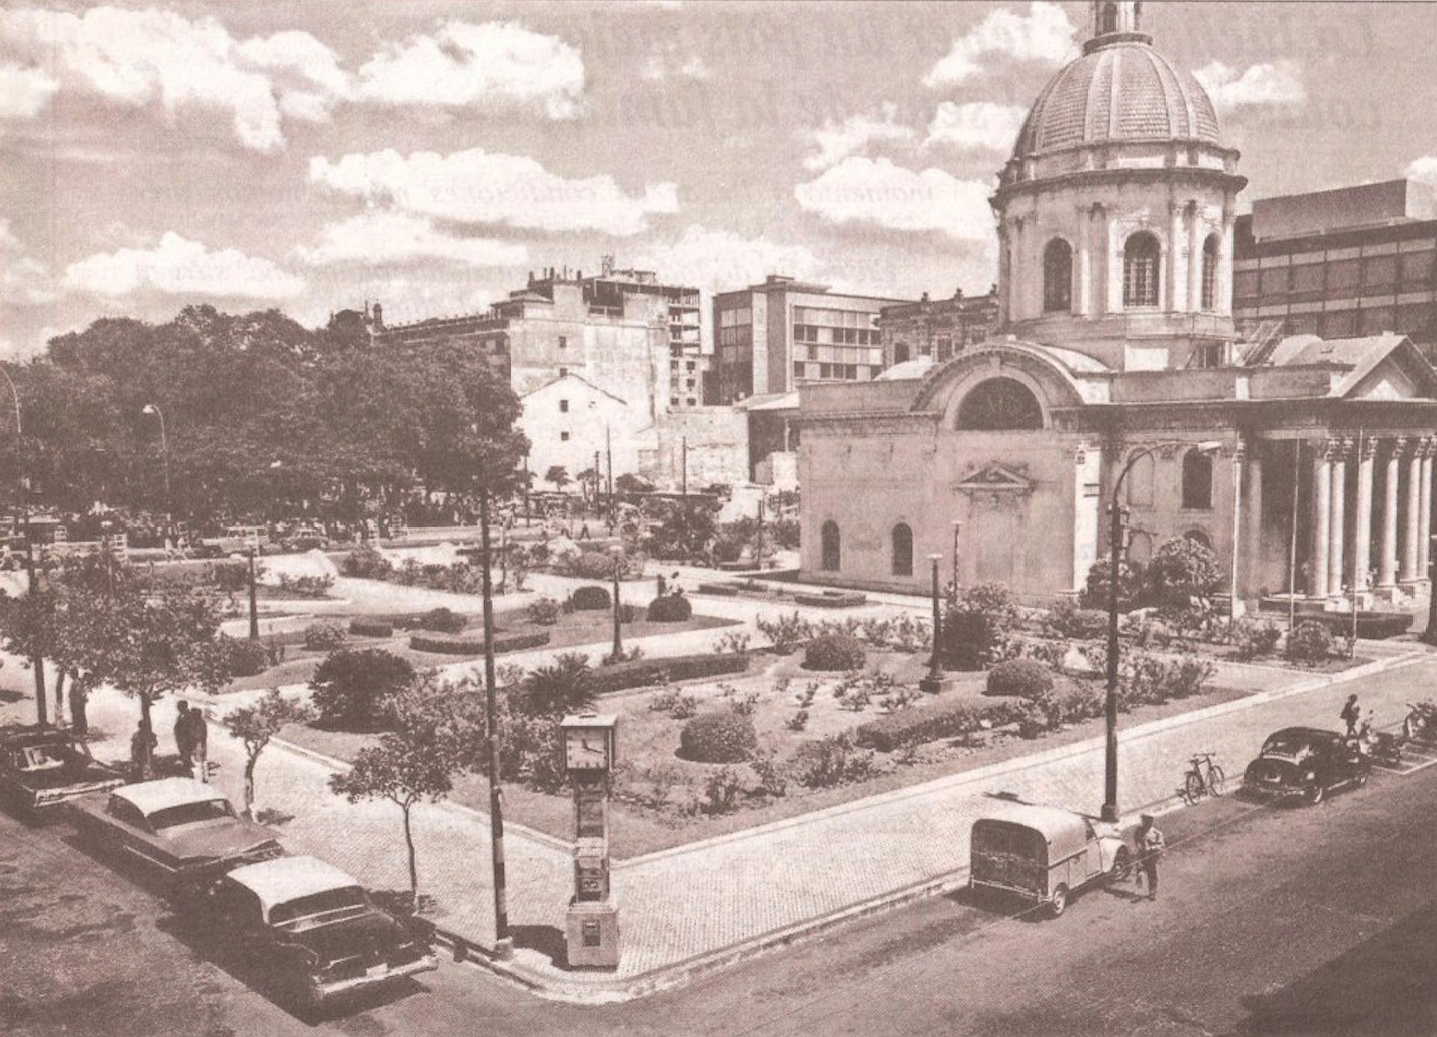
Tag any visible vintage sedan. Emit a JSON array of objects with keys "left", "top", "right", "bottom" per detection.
[
  {"left": 201, "top": 855, "right": 438, "bottom": 1010},
  {"left": 69, "top": 777, "right": 283, "bottom": 892},
  {"left": 0, "top": 725, "right": 125, "bottom": 818},
  {"left": 1242, "top": 726, "right": 1371, "bottom": 804}
]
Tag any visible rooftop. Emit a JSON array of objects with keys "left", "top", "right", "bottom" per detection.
[
  {"left": 227, "top": 855, "right": 360, "bottom": 915},
  {"left": 113, "top": 777, "right": 228, "bottom": 815}
]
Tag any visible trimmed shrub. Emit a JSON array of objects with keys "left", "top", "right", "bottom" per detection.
[
  {"left": 1288, "top": 620, "right": 1335, "bottom": 665},
  {"left": 349, "top": 619, "right": 394, "bottom": 638},
  {"left": 222, "top": 635, "right": 270, "bottom": 678},
  {"left": 679, "top": 710, "right": 758, "bottom": 763},
  {"left": 342, "top": 544, "right": 394, "bottom": 579},
  {"left": 698, "top": 582, "right": 739, "bottom": 597},
  {"left": 527, "top": 597, "right": 561, "bottom": 626},
  {"left": 1043, "top": 599, "right": 1110, "bottom": 639},
  {"left": 1078, "top": 558, "right": 1143, "bottom": 612},
  {"left": 278, "top": 573, "right": 334, "bottom": 598},
  {"left": 419, "top": 607, "right": 467, "bottom": 633},
  {"left": 794, "top": 591, "right": 868, "bottom": 609},
  {"left": 586, "top": 652, "right": 748, "bottom": 695},
  {"left": 211, "top": 561, "right": 250, "bottom": 593},
  {"left": 855, "top": 700, "right": 997, "bottom": 752},
  {"left": 409, "top": 631, "right": 550, "bottom": 655},
  {"left": 802, "top": 633, "right": 866, "bottom": 671},
  {"left": 985, "top": 659, "right": 1055, "bottom": 698},
  {"left": 1230, "top": 617, "right": 1282, "bottom": 660},
  {"left": 647, "top": 594, "right": 693, "bottom": 622},
  {"left": 941, "top": 582, "right": 1018, "bottom": 670},
  {"left": 1147, "top": 536, "right": 1221, "bottom": 605},
  {"left": 310, "top": 648, "right": 415, "bottom": 730},
  {"left": 304, "top": 621, "right": 348, "bottom": 652},
  {"left": 570, "top": 585, "right": 612, "bottom": 611}
]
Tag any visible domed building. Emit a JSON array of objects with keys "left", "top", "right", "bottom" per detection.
[{"left": 799, "top": 2, "right": 1437, "bottom": 608}]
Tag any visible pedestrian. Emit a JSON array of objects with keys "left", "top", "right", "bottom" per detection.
[
  {"left": 188, "top": 706, "right": 210, "bottom": 783},
  {"left": 1340, "top": 694, "right": 1360, "bottom": 737},
  {"left": 173, "top": 701, "right": 195, "bottom": 773},
  {"left": 578, "top": 522, "right": 591, "bottom": 540},
  {"left": 1135, "top": 813, "right": 1165, "bottom": 901},
  {"left": 130, "top": 722, "right": 157, "bottom": 782}
]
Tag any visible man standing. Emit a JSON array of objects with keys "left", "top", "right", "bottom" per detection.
[
  {"left": 1136, "top": 814, "right": 1165, "bottom": 901},
  {"left": 173, "top": 701, "right": 195, "bottom": 774},
  {"left": 188, "top": 705, "right": 210, "bottom": 783},
  {"left": 1340, "top": 694, "right": 1361, "bottom": 738}
]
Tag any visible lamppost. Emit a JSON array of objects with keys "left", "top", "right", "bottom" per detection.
[
  {"left": 1101, "top": 439, "right": 1221, "bottom": 822},
  {"left": 1424, "top": 535, "right": 1437, "bottom": 647},
  {"left": 1, "top": 362, "right": 46, "bottom": 727},
  {"left": 950, "top": 520, "right": 963, "bottom": 595},
  {"left": 919, "top": 553, "right": 948, "bottom": 694},
  {"left": 610, "top": 544, "right": 624, "bottom": 661},
  {"left": 756, "top": 497, "right": 766, "bottom": 570},
  {"left": 478, "top": 488, "right": 512, "bottom": 957},
  {"left": 140, "top": 403, "right": 172, "bottom": 535}
]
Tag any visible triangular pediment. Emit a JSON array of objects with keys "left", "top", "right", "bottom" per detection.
[
  {"left": 956, "top": 463, "right": 1033, "bottom": 493},
  {"left": 1334, "top": 335, "right": 1437, "bottom": 401}
]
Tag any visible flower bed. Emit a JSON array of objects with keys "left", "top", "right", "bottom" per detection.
[
  {"left": 855, "top": 698, "right": 1019, "bottom": 753},
  {"left": 409, "top": 631, "right": 551, "bottom": 655},
  {"left": 793, "top": 590, "right": 868, "bottom": 608},
  {"left": 588, "top": 652, "right": 750, "bottom": 695}
]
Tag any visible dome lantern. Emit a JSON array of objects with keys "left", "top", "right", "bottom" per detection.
[{"left": 1086, "top": 2, "right": 1151, "bottom": 53}]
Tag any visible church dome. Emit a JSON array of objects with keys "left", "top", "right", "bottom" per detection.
[{"left": 1011, "top": 39, "right": 1223, "bottom": 162}]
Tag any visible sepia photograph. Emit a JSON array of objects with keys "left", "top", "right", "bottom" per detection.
[{"left": 2, "top": 1, "right": 1437, "bottom": 1034}]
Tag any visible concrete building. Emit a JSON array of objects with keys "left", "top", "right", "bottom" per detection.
[
  {"left": 711, "top": 276, "right": 911, "bottom": 403},
  {"left": 518, "top": 373, "right": 638, "bottom": 489},
  {"left": 1233, "top": 179, "right": 1437, "bottom": 353},
  {"left": 878, "top": 288, "right": 1000, "bottom": 367},
  {"left": 798, "top": 1, "right": 1437, "bottom": 607}
]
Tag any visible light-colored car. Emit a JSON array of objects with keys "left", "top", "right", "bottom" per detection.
[
  {"left": 0, "top": 725, "right": 125, "bottom": 818},
  {"left": 970, "top": 802, "right": 1137, "bottom": 917},
  {"left": 69, "top": 777, "right": 283, "bottom": 893},
  {"left": 202, "top": 855, "right": 438, "bottom": 1010}
]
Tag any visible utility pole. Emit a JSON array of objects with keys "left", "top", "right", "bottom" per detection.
[
  {"left": 605, "top": 425, "right": 614, "bottom": 536},
  {"left": 478, "top": 490, "right": 512, "bottom": 957},
  {"left": 3, "top": 364, "right": 45, "bottom": 727},
  {"left": 247, "top": 547, "right": 260, "bottom": 641},
  {"left": 1424, "top": 534, "right": 1437, "bottom": 647},
  {"left": 756, "top": 496, "right": 765, "bottom": 570}
]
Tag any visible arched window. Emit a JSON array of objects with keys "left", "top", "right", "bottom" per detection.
[
  {"left": 1123, "top": 232, "right": 1161, "bottom": 308},
  {"left": 1042, "top": 238, "right": 1073, "bottom": 313},
  {"left": 956, "top": 377, "right": 1044, "bottom": 431},
  {"left": 1201, "top": 234, "right": 1220, "bottom": 310},
  {"left": 891, "top": 523, "right": 913, "bottom": 577},
  {"left": 893, "top": 342, "right": 910, "bottom": 365},
  {"left": 1181, "top": 449, "right": 1213, "bottom": 510},
  {"left": 1101, "top": 2, "right": 1119, "bottom": 33},
  {"left": 821, "top": 520, "right": 841, "bottom": 571}
]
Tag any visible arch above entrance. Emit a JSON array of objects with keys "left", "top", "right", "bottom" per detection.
[{"left": 910, "top": 340, "right": 1090, "bottom": 428}]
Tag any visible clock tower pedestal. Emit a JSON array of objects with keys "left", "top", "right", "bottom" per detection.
[{"left": 560, "top": 713, "right": 622, "bottom": 969}]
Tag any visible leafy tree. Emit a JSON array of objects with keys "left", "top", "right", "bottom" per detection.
[
  {"left": 614, "top": 473, "right": 652, "bottom": 495},
  {"left": 309, "top": 648, "right": 415, "bottom": 731},
  {"left": 545, "top": 465, "right": 570, "bottom": 492},
  {"left": 222, "top": 689, "right": 317, "bottom": 819},
  {"left": 1147, "top": 536, "right": 1221, "bottom": 605}
]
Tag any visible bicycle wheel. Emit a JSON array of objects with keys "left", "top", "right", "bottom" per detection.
[
  {"left": 1184, "top": 770, "right": 1205, "bottom": 802},
  {"left": 1208, "top": 764, "right": 1225, "bottom": 796}
]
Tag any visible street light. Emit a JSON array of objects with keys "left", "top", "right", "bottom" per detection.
[
  {"left": 1101, "top": 439, "right": 1222, "bottom": 822},
  {"left": 919, "top": 553, "right": 948, "bottom": 695},
  {"left": 610, "top": 544, "right": 624, "bottom": 661},
  {"left": 1, "top": 362, "right": 47, "bottom": 727},
  {"left": 140, "top": 403, "right": 172, "bottom": 535},
  {"left": 1424, "top": 535, "right": 1437, "bottom": 647},
  {"left": 951, "top": 520, "right": 963, "bottom": 595},
  {"left": 477, "top": 488, "right": 513, "bottom": 957}
]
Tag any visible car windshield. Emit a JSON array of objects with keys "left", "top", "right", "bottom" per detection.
[
  {"left": 1263, "top": 734, "right": 1319, "bottom": 757},
  {"left": 270, "top": 886, "right": 368, "bottom": 928},
  {"left": 147, "top": 799, "right": 235, "bottom": 829},
  {"left": 12, "top": 745, "right": 68, "bottom": 771}
]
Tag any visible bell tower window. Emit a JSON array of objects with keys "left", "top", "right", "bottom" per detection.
[
  {"left": 1123, "top": 232, "right": 1161, "bottom": 309},
  {"left": 1201, "top": 234, "right": 1220, "bottom": 311},
  {"left": 1042, "top": 238, "right": 1073, "bottom": 313}
]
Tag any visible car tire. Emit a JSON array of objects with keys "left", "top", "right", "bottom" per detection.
[
  {"left": 1109, "top": 847, "right": 1132, "bottom": 883},
  {"left": 1305, "top": 783, "right": 1325, "bottom": 805},
  {"left": 1049, "top": 884, "right": 1069, "bottom": 918}
]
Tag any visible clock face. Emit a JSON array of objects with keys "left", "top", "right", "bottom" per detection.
[{"left": 565, "top": 731, "right": 608, "bottom": 770}]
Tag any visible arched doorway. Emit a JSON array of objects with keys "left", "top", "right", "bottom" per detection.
[{"left": 821, "top": 520, "right": 841, "bottom": 571}]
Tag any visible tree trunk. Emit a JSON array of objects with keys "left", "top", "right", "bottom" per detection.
[
  {"left": 139, "top": 693, "right": 154, "bottom": 779},
  {"left": 53, "top": 668, "right": 67, "bottom": 727},
  {"left": 243, "top": 754, "right": 258, "bottom": 820},
  {"left": 69, "top": 676, "right": 88, "bottom": 737},
  {"left": 402, "top": 802, "right": 419, "bottom": 909}
]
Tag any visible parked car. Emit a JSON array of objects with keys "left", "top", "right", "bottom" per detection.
[
  {"left": 0, "top": 725, "right": 125, "bottom": 818},
  {"left": 283, "top": 526, "right": 330, "bottom": 552},
  {"left": 1242, "top": 726, "right": 1371, "bottom": 804},
  {"left": 198, "top": 525, "right": 267, "bottom": 558},
  {"left": 69, "top": 777, "right": 283, "bottom": 892},
  {"left": 198, "top": 855, "right": 438, "bottom": 1010},
  {"left": 970, "top": 802, "right": 1137, "bottom": 917}
]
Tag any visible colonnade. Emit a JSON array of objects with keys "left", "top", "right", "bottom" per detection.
[{"left": 1308, "top": 435, "right": 1434, "bottom": 600}]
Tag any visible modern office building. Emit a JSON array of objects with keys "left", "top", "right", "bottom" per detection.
[
  {"left": 710, "top": 276, "right": 911, "bottom": 403},
  {"left": 1233, "top": 179, "right": 1437, "bottom": 353},
  {"left": 878, "top": 288, "right": 1000, "bottom": 367}
]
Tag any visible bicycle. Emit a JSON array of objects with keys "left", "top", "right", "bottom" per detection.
[{"left": 1181, "top": 752, "right": 1225, "bottom": 803}]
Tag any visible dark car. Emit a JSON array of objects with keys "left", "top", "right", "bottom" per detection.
[
  {"left": 200, "top": 855, "right": 437, "bottom": 1010},
  {"left": 69, "top": 777, "right": 283, "bottom": 893},
  {"left": 1242, "top": 726, "right": 1371, "bottom": 804},
  {"left": 0, "top": 725, "right": 126, "bottom": 818}
]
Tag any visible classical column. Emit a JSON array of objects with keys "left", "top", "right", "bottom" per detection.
[
  {"left": 1378, "top": 438, "right": 1403, "bottom": 592},
  {"left": 1219, "top": 206, "right": 1237, "bottom": 315},
  {"left": 1242, "top": 442, "right": 1264, "bottom": 599},
  {"left": 1009, "top": 217, "right": 1025, "bottom": 322},
  {"left": 1311, "top": 443, "right": 1332, "bottom": 600},
  {"left": 997, "top": 222, "right": 1011, "bottom": 325},
  {"left": 1167, "top": 203, "right": 1183, "bottom": 311},
  {"left": 1075, "top": 207, "right": 1092, "bottom": 318},
  {"left": 1352, "top": 437, "right": 1376, "bottom": 595},
  {"left": 1327, "top": 438, "right": 1349, "bottom": 597},
  {"left": 1421, "top": 439, "right": 1435, "bottom": 577},
  {"left": 1108, "top": 217, "right": 1124, "bottom": 315},
  {"left": 1402, "top": 438, "right": 1423, "bottom": 585},
  {"left": 1092, "top": 205, "right": 1109, "bottom": 318},
  {"left": 1186, "top": 202, "right": 1203, "bottom": 312}
]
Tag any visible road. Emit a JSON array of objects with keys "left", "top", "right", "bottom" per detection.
[{"left": 7, "top": 734, "right": 1437, "bottom": 1037}]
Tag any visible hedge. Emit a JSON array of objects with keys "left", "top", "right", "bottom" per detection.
[
  {"left": 803, "top": 633, "right": 866, "bottom": 671},
  {"left": 349, "top": 619, "right": 395, "bottom": 638},
  {"left": 985, "top": 659, "right": 1054, "bottom": 698},
  {"left": 794, "top": 591, "right": 868, "bottom": 609},
  {"left": 587, "top": 651, "right": 749, "bottom": 695},
  {"left": 697, "top": 582, "right": 739, "bottom": 597},
  {"left": 570, "top": 585, "right": 612, "bottom": 611},
  {"left": 409, "top": 631, "right": 551, "bottom": 655},
  {"left": 646, "top": 594, "right": 693, "bottom": 622},
  {"left": 419, "top": 607, "right": 467, "bottom": 633},
  {"left": 678, "top": 711, "right": 758, "bottom": 763},
  {"left": 855, "top": 699, "right": 1017, "bottom": 752}
]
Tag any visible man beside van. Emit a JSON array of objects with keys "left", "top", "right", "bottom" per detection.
[{"left": 1136, "top": 814, "right": 1165, "bottom": 901}]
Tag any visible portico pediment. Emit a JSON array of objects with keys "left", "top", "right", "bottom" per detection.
[
  {"left": 956, "top": 463, "right": 1034, "bottom": 495},
  {"left": 1338, "top": 339, "right": 1437, "bottom": 401}
]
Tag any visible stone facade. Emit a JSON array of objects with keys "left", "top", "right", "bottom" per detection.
[{"left": 878, "top": 290, "right": 999, "bottom": 367}]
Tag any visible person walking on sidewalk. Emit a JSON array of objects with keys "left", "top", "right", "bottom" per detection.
[
  {"left": 1340, "top": 694, "right": 1361, "bottom": 738},
  {"left": 186, "top": 704, "right": 210, "bottom": 782},
  {"left": 173, "top": 701, "right": 195, "bottom": 773},
  {"left": 1135, "top": 814, "right": 1165, "bottom": 901}
]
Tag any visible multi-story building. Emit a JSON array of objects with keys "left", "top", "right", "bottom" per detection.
[
  {"left": 878, "top": 288, "right": 1000, "bottom": 367},
  {"left": 710, "top": 276, "right": 911, "bottom": 403},
  {"left": 1233, "top": 179, "right": 1437, "bottom": 353}
]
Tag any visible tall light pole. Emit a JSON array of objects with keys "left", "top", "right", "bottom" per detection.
[
  {"left": 919, "top": 553, "right": 948, "bottom": 694},
  {"left": 605, "top": 424, "right": 614, "bottom": 536},
  {"left": 950, "top": 520, "right": 963, "bottom": 595},
  {"left": 141, "top": 403, "right": 172, "bottom": 535},
  {"left": 1423, "top": 534, "right": 1437, "bottom": 647},
  {"left": 1101, "top": 439, "right": 1221, "bottom": 822},
  {"left": 756, "top": 496, "right": 766, "bottom": 570},
  {"left": 610, "top": 544, "right": 624, "bottom": 661},
  {"left": 1, "top": 362, "right": 45, "bottom": 727},
  {"left": 478, "top": 489, "right": 512, "bottom": 957}
]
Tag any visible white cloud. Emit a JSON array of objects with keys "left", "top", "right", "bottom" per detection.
[
  {"left": 1408, "top": 156, "right": 1437, "bottom": 188},
  {"left": 356, "top": 21, "right": 583, "bottom": 120},
  {"left": 0, "top": 61, "right": 58, "bottom": 118},
  {"left": 0, "top": 221, "right": 56, "bottom": 305},
  {"left": 632, "top": 225, "right": 823, "bottom": 297},
  {"left": 1194, "top": 60, "right": 1305, "bottom": 113},
  {"left": 924, "top": 2, "right": 1076, "bottom": 88},
  {"left": 296, "top": 211, "right": 527, "bottom": 268},
  {"left": 308, "top": 148, "right": 679, "bottom": 236},
  {"left": 639, "top": 49, "right": 712, "bottom": 82},
  {"left": 925, "top": 101, "right": 1027, "bottom": 152},
  {"left": 802, "top": 103, "right": 916, "bottom": 172},
  {"left": 0, "top": 6, "right": 349, "bottom": 150},
  {"left": 794, "top": 157, "right": 994, "bottom": 240},
  {"left": 678, "top": 56, "right": 712, "bottom": 80},
  {"left": 65, "top": 232, "right": 305, "bottom": 299}
]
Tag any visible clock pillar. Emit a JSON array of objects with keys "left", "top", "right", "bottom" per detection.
[{"left": 560, "top": 713, "right": 621, "bottom": 968}]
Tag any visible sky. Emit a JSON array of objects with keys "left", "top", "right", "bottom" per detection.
[{"left": 2, "top": 0, "right": 1436, "bottom": 360}]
